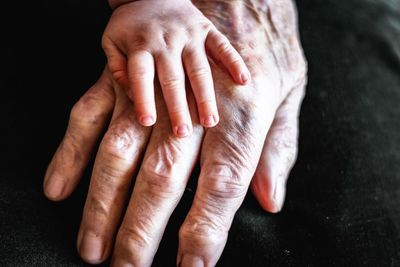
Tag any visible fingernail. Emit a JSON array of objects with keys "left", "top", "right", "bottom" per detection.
[
  {"left": 203, "top": 115, "right": 216, "bottom": 127},
  {"left": 79, "top": 232, "right": 104, "bottom": 264},
  {"left": 112, "top": 257, "right": 134, "bottom": 267},
  {"left": 140, "top": 115, "right": 154, "bottom": 126},
  {"left": 44, "top": 176, "right": 65, "bottom": 200},
  {"left": 273, "top": 179, "right": 286, "bottom": 212},
  {"left": 241, "top": 72, "right": 251, "bottom": 84},
  {"left": 181, "top": 254, "right": 204, "bottom": 267},
  {"left": 176, "top": 124, "right": 189, "bottom": 137}
]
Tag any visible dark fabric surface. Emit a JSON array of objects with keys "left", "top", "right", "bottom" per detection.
[{"left": 1, "top": 0, "right": 400, "bottom": 266}]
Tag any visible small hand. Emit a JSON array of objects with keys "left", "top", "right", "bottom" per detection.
[{"left": 103, "top": 0, "right": 251, "bottom": 136}]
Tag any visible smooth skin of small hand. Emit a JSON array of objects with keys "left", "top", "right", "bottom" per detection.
[{"left": 103, "top": 0, "right": 252, "bottom": 137}]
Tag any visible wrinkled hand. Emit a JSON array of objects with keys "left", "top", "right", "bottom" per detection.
[
  {"left": 103, "top": 0, "right": 251, "bottom": 137},
  {"left": 43, "top": 0, "right": 307, "bottom": 266}
]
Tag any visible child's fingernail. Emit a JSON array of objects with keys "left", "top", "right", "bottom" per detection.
[
  {"left": 241, "top": 72, "right": 250, "bottom": 84},
  {"left": 203, "top": 115, "right": 216, "bottom": 127},
  {"left": 176, "top": 124, "right": 189, "bottom": 137},
  {"left": 140, "top": 115, "right": 154, "bottom": 126}
]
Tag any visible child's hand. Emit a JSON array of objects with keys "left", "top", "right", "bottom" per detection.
[{"left": 102, "top": 0, "right": 251, "bottom": 137}]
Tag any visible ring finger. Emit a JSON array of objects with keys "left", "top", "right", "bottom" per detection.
[{"left": 156, "top": 52, "right": 192, "bottom": 138}]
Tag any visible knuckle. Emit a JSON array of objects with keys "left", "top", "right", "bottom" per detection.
[
  {"left": 70, "top": 93, "right": 108, "bottom": 127},
  {"left": 130, "top": 32, "right": 152, "bottom": 50},
  {"left": 101, "top": 35, "right": 114, "bottom": 53},
  {"left": 179, "top": 214, "right": 226, "bottom": 247},
  {"left": 117, "top": 225, "right": 151, "bottom": 250},
  {"left": 129, "top": 67, "right": 150, "bottom": 82},
  {"left": 199, "top": 22, "right": 212, "bottom": 32},
  {"left": 107, "top": 61, "right": 125, "bottom": 80},
  {"left": 141, "top": 143, "right": 183, "bottom": 196},
  {"left": 187, "top": 22, "right": 212, "bottom": 36},
  {"left": 101, "top": 125, "right": 137, "bottom": 160},
  {"left": 111, "top": 69, "right": 126, "bottom": 86},
  {"left": 202, "top": 164, "right": 248, "bottom": 200},
  {"left": 197, "top": 98, "right": 216, "bottom": 110},
  {"left": 161, "top": 32, "right": 176, "bottom": 50},
  {"left": 85, "top": 195, "right": 111, "bottom": 223},
  {"left": 169, "top": 105, "right": 188, "bottom": 117},
  {"left": 216, "top": 38, "right": 234, "bottom": 56},
  {"left": 188, "top": 67, "right": 210, "bottom": 81},
  {"left": 160, "top": 77, "right": 183, "bottom": 91}
]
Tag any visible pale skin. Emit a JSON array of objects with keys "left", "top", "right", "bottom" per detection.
[
  {"left": 103, "top": 0, "right": 252, "bottom": 137},
  {"left": 43, "top": 0, "right": 307, "bottom": 266}
]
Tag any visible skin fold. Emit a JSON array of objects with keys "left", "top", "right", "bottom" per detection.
[{"left": 43, "top": 0, "right": 307, "bottom": 266}]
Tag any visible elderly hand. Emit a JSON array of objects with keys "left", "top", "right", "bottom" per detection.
[{"left": 43, "top": 0, "right": 307, "bottom": 266}]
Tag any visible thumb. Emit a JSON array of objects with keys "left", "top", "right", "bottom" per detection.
[{"left": 251, "top": 85, "right": 305, "bottom": 213}]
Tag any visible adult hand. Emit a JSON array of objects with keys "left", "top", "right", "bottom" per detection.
[{"left": 43, "top": 0, "right": 307, "bottom": 266}]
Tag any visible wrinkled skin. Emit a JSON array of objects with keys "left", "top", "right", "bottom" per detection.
[{"left": 43, "top": 0, "right": 307, "bottom": 266}]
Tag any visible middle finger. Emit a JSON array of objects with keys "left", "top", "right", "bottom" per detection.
[{"left": 111, "top": 90, "right": 204, "bottom": 267}]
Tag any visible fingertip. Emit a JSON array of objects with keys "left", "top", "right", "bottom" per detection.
[
  {"left": 240, "top": 71, "right": 251, "bottom": 85},
  {"left": 260, "top": 199, "right": 283, "bottom": 214},
  {"left": 174, "top": 124, "right": 192, "bottom": 138},
  {"left": 202, "top": 115, "right": 219, "bottom": 128},
  {"left": 77, "top": 231, "right": 107, "bottom": 265},
  {"left": 43, "top": 174, "right": 67, "bottom": 202},
  {"left": 139, "top": 115, "right": 156, "bottom": 127},
  {"left": 231, "top": 65, "right": 251, "bottom": 85},
  {"left": 251, "top": 178, "right": 285, "bottom": 214}
]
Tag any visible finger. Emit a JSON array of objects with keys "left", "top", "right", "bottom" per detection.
[
  {"left": 183, "top": 45, "right": 219, "bottom": 128},
  {"left": 111, "top": 91, "right": 204, "bottom": 267},
  {"left": 127, "top": 50, "right": 156, "bottom": 126},
  {"left": 251, "top": 85, "right": 305, "bottom": 213},
  {"left": 206, "top": 28, "right": 251, "bottom": 85},
  {"left": 178, "top": 99, "right": 273, "bottom": 267},
  {"left": 156, "top": 52, "right": 192, "bottom": 137},
  {"left": 102, "top": 36, "right": 129, "bottom": 89},
  {"left": 43, "top": 69, "right": 115, "bottom": 201},
  {"left": 77, "top": 93, "right": 152, "bottom": 264}
]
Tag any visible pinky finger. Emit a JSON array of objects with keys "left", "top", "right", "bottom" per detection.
[{"left": 206, "top": 29, "right": 251, "bottom": 85}]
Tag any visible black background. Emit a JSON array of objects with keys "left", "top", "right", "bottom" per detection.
[{"left": 1, "top": 0, "right": 400, "bottom": 266}]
